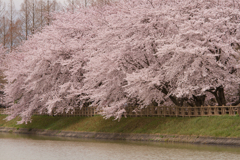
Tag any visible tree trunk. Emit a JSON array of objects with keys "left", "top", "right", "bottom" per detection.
[
  {"left": 10, "top": 0, "right": 13, "bottom": 52},
  {"left": 169, "top": 95, "right": 186, "bottom": 106},
  {"left": 32, "top": 0, "right": 35, "bottom": 34},
  {"left": 155, "top": 85, "right": 206, "bottom": 107},
  {"left": 3, "top": 16, "right": 6, "bottom": 47},
  {"left": 232, "top": 99, "right": 240, "bottom": 106},
  {"left": 25, "top": 0, "right": 28, "bottom": 40},
  {"left": 208, "top": 86, "right": 226, "bottom": 106},
  {"left": 192, "top": 95, "right": 206, "bottom": 106},
  {"left": 231, "top": 86, "right": 240, "bottom": 106},
  {"left": 155, "top": 85, "right": 186, "bottom": 107},
  {"left": 47, "top": 0, "right": 50, "bottom": 26}
]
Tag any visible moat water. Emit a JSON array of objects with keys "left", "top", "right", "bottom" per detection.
[{"left": 0, "top": 133, "right": 240, "bottom": 160}]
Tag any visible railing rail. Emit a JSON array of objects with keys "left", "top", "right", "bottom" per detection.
[
  {"left": 125, "top": 106, "right": 240, "bottom": 117},
  {"left": 1, "top": 105, "right": 240, "bottom": 117},
  {"left": 32, "top": 107, "right": 96, "bottom": 117}
]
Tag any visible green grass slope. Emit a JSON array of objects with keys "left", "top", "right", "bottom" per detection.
[{"left": 1, "top": 115, "right": 240, "bottom": 138}]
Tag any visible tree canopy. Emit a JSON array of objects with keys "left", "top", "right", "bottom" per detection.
[{"left": 2, "top": 0, "right": 240, "bottom": 123}]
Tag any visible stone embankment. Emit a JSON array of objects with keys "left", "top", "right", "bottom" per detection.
[{"left": 1, "top": 127, "right": 240, "bottom": 146}]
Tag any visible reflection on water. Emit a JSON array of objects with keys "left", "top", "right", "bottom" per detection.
[{"left": 0, "top": 133, "right": 240, "bottom": 160}]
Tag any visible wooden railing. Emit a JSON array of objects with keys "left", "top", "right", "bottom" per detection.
[
  {"left": 125, "top": 106, "right": 240, "bottom": 117},
  {"left": 32, "top": 107, "right": 96, "bottom": 117},
  {"left": 1, "top": 106, "right": 240, "bottom": 117},
  {"left": 0, "top": 108, "right": 5, "bottom": 115},
  {"left": 0, "top": 91, "right": 4, "bottom": 108}
]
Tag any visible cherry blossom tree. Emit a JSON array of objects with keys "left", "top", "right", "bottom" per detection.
[
  {"left": 123, "top": 0, "right": 240, "bottom": 107},
  {"left": 2, "top": 0, "right": 240, "bottom": 123},
  {"left": 3, "top": 9, "right": 97, "bottom": 123},
  {"left": 82, "top": 0, "right": 240, "bottom": 119}
]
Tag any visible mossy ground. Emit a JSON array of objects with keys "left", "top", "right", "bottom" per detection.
[{"left": 1, "top": 114, "right": 240, "bottom": 138}]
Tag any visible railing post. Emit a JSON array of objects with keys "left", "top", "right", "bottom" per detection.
[
  {"left": 229, "top": 106, "right": 232, "bottom": 115},
  {"left": 163, "top": 106, "right": 166, "bottom": 117},
  {"left": 238, "top": 106, "right": 240, "bottom": 117},
  {"left": 176, "top": 106, "right": 178, "bottom": 117}
]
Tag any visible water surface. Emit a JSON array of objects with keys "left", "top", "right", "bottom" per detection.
[{"left": 0, "top": 133, "right": 240, "bottom": 160}]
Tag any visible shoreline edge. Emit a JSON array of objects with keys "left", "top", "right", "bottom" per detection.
[{"left": 1, "top": 127, "right": 240, "bottom": 146}]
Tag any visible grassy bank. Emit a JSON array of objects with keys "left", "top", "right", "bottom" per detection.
[{"left": 1, "top": 114, "right": 240, "bottom": 138}]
